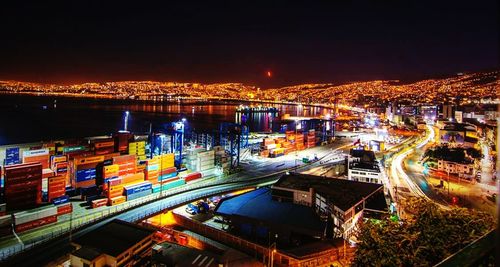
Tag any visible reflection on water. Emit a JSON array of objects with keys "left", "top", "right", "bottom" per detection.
[{"left": 0, "top": 95, "right": 332, "bottom": 145}]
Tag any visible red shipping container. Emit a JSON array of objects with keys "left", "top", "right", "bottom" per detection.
[
  {"left": 95, "top": 147, "right": 115, "bottom": 155},
  {"left": 15, "top": 215, "right": 57, "bottom": 232},
  {"left": 75, "top": 179, "right": 96, "bottom": 188},
  {"left": 107, "top": 178, "right": 123, "bottom": 187},
  {"left": 57, "top": 203, "right": 73, "bottom": 215},
  {"left": 160, "top": 176, "right": 179, "bottom": 184},
  {"left": 113, "top": 155, "right": 136, "bottom": 164},
  {"left": 184, "top": 172, "right": 202, "bottom": 183},
  {"left": 160, "top": 167, "right": 177, "bottom": 175},
  {"left": 91, "top": 199, "right": 107, "bottom": 209}
]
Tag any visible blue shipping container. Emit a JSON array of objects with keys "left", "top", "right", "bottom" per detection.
[
  {"left": 124, "top": 182, "right": 152, "bottom": 195},
  {"left": 76, "top": 168, "right": 96, "bottom": 182},
  {"left": 52, "top": 195, "right": 70, "bottom": 205},
  {"left": 126, "top": 189, "right": 152, "bottom": 201},
  {"left": 5, "top": 147, "right": 20, "bottom": 165}
]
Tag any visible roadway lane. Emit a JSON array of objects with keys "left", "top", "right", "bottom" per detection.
[{"left": 389, "top": 124, "right": 450, "bottom": 215}]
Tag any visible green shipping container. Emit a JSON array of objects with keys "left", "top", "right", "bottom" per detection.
[{"left": 153, "top": 179, "right": 185, "bottom": 193}]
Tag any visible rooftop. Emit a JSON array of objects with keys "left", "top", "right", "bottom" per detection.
[
  {"left": 349, "top": 149, "right": 376, "bottom": 163},
  {"left": 215, "top": 187, "right": 326, "bottom": 235},
  {"left": 273, "top": 173, "right": 384, "bottom": 211},
  {"left": 72, "top": 247, "right": 102, "bottom": 261},
  {"left": 73, "top": 219, "right": 154, "bottom": 257},
  {"left": 350, "top": 161, "right": 380, "bottom": 172}
]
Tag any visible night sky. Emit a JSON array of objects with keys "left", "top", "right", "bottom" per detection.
[{"left": 0, "top": 1, "right": 497, "bottom": 87}]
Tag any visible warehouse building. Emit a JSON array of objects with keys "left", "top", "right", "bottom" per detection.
[
  {"left": 215, "top": 173, "right": 387, "bottom": 246},
  {"left": 70, "top": 219, "right": 154, "bottom": 267}
]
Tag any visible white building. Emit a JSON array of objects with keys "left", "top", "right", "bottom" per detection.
[
  {"left": 437, "top": 160, "right": 475, "bottom": 176},
  {"left": 347, "top": 149, "right": 383, "bottom": 184}
]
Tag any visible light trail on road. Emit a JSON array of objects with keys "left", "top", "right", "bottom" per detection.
[{"left": 390, "top": 125, "right": 449, "bottom": 209}]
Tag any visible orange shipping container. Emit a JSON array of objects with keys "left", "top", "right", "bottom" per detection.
[
  {"left": 74, "top": 155, "right": 105, "bottom": 166},
  {"left": 113, "top": 155, "right": 136, "bottom": 164},
  {"left": 24, "top": 155, "right": 50, "bottom": 169},
  {"left": 94, "top": 141, "right": 114, "bottom": 149},
  {"left": 121, "top": 172, "right": 144, "bottom": 185}
]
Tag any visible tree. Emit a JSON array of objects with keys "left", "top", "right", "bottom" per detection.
[{"left": 352, "top": 198, "right": 495, "bottom": 267}]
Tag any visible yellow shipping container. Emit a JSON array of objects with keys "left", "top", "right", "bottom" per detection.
[
  {"left": 104, "top": 164, "right": 119, "bottom": 174},
  {"left": 109, "top": 196, "right": 126, "bottom": 206}
]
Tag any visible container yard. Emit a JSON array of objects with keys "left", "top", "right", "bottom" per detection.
[
  {"left": 0, "top": 115, "right": 334, "bottom": 238},
  {"left": 0, "top": 132, "right": 219, "bottom": 235}
]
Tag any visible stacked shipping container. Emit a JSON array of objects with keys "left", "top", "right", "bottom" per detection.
[
  {"left": 91, "top": 138, "right": 115, "bottom": 155},
  {"left": 128, "top": 141, "right": 146, "bottom": 161},
  {"left": 47, "top": 175, "right": 66, "bottom": 202},
  {"left": 4, "top": 162, "right": 43, "bottom": 210},
  {"left": 306, "top": 130, "right": 316, "bottom": 148},
  {"left": 14, "top": 206, "right": 57, "bottom": 232},
  {"left": 113, "top": 155, "right": 137, "bottom": 176},
  {"left": 73, "top": 155, "right": 105, "bottom": 188},
  {"left": 22, "top": 149, "right": 50, "bottom": 169}
]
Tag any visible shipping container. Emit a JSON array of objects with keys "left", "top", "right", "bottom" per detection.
[
  {"left": 183, "top": 172, "right": 202, "bottom": 183},
  {"left": 123, "top": 181, "right": 152, "bottom": 195},
  {"left": 56, "top": 203, "right": 73, "bottom": 215},
  {"left": 109, "top": 196, "right": 126, "bottom": 206},
  {"left": 4, "top": 162, "right": 43, "bottom": 210},
  {"left": 76, "top": 168, "right": 97, "bottom": 182},
  {"left": 52, "top": 195, "right": 69, "bottom": 205},
  {"left": 91, "top": 199, "right": 108, "bottom": 209},
  {"left": 121, "top": 172, "right": 144, "bottom": 185},
  {"left": 125, "top": 189, "right": 152, "bottom": 201},
  {"left": 14, "top": 205, "right": 57, "bottom": 225},
  {"left": 15, "top": 215, "right": 57, "bottom": 232},
  {"left": 152, "top": 179, "right": 185, "bottom": 193}
]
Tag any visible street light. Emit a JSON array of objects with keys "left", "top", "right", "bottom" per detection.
[
  {"left": 295, "top": 120, "right": 300, "bottom": 170},
  {"left": 269, "top": 234, "right": 278, "bottom": 267},
  {"left": 123, "top": 111, "right": 130, "bottom": 131}
]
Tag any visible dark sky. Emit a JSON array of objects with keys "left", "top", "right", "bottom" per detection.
[{"left": 0, "top": 1, "right": 497, "bottom": 87}]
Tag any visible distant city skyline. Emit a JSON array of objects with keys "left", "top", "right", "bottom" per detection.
[{"left": 0, "top": 1, "right": 498, "bottom": 86}]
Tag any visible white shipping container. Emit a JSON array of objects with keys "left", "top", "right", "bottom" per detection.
[
  {"left": 15, "top": 206, "right": 57, "bottom": 225},
  {"left": 265, "top": 144, "right": 277, "bottom": 150}
]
